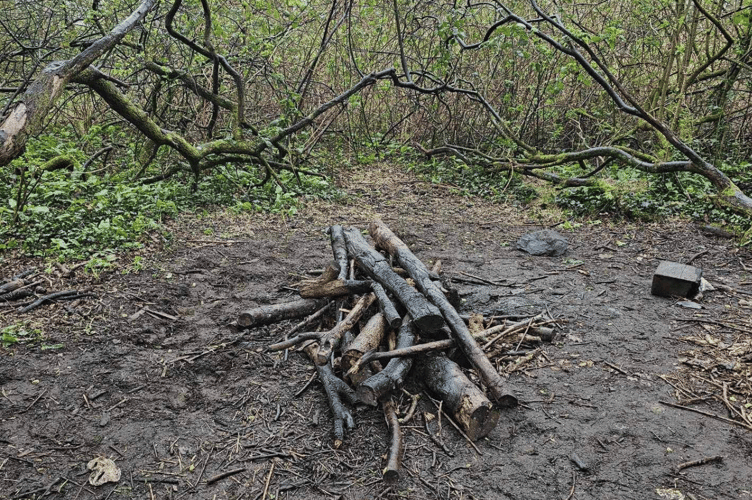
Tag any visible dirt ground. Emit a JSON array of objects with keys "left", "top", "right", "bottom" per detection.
[{"left": 2, "top": 163, "right": 752, "bottom": 500}]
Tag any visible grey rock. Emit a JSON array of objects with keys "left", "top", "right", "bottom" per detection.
[{"left": 516, "top": 230, "right": 568, "bottom": 256}]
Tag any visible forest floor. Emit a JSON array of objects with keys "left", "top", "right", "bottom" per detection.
[{"left": 2, "top": 162, "right": 752, "bottom": 500}]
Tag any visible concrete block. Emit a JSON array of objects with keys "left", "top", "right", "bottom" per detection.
[{"left": 651, "top": 261, "right": 703, "bottom": 297}]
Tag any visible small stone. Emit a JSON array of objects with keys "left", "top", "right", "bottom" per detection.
[{"left": 516, "top": 230, "right": 568, "bottom": 256}]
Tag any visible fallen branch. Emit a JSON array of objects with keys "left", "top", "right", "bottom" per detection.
[
  {"left": 343, "top": 227, "right": 444, "bottom": 333},
  {"left": 18, "top": 290, "right": 85, "bottom": 313},
  {"left": 382, "top": 398, "right": 403, "bottom": 482},
  {"left": 675, "top": 455, "right": 723, "bottom": 473},
  {"left": 302, "top": 342, "right": 357, "bottom": 448}
]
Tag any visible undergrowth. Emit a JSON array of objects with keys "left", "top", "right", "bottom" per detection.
[
  {"left": 400, "top": 146, "right": 751, "bottom": 237},
  {"left": 0, "top": 130, "right": 338, "bottom": 261}
]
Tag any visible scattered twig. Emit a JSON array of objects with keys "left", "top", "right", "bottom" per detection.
[
  {"left": 659, "top": 401, "right": 752, "bottom": 430},
  {"left": 675, "top": 455, "right": 723, "bottom": 473},
  {"left": 260, "top": 461, "right": 275, "bottom": 500},
  {"left": 686, "top": 249, "right": 709, "bottom": 265},
  {"left": 22, "top": 388, "right": 47, "bottom": 413},
  {"left": 603, "top": 361, "right": 630, "bottom": 376},
  {"left": 206, "top": 467, "right": 245, "bottom": 485},
  {"left": 563, "top": 470, "right": 576, "bottom": 500},
  {"left": 424, "top": 392, "right": 482, "bottom": 455}
]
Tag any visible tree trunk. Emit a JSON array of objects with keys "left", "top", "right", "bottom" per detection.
[{"left": 0, "top": 0, "right": 157, "bottom": 166}]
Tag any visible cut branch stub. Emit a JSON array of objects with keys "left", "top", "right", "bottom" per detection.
[
  {"left": 357, "top": 317, "right": 417, "bottom": 406},
  {"left": 368, "top": 219, "right": 517, "bottom": 407},
  {"left": 417, "top": 354, "right": 500, "bottom": 441},
  {"left": 382, "top": 398, "right": 403, "bottom": 482},
  {"left": 343, "top": 227, "right": 444, "bottom": 333},
  {"left": 238, "top": 298, "right": 329, "bottom": 328}
]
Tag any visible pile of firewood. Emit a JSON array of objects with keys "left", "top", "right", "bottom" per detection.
[{"left": 237, "top": 221, "right": 558, "bottom": 480}]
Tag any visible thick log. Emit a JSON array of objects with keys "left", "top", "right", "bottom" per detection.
[
  {"left": 382, "top": 398, "right": 403, "bottom": 482},
  {"left": 342, "top": 313, "right": 387, "bottom": 372},
  {"left": 328, "top": 226, "right": 349, "bottom": 281},
  {"left": 369, "top": 220, "right": 516, "bottom": 407},
  {"left": 371, "top": 283, "right": 402, "bottom": 330},
  {"left": 417, "top": 354, "right": 500, "bottom": 441},
  {"left": 357, "top": 317, "right": 416, "bottom": 406},
  {"left": 0, "top": 289, "right": 34, "bottom": 302},
  {"left": 238, "top": 298, "right": 328, "bottom": 328},
  {"left": 343, "top": 227, "right": 444, "bottom": 333},
  {"left": 0, "top": 279, "right": 25, "bottom": 294},
  {"left": 300, "top": 278, "right": 373, "bottom": 298},
  {"left": 301, "top": 342, "right": 357, "bottom": 449}
]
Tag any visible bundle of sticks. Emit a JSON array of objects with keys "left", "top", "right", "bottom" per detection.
[{"left": 237, "top": 221, "right": 559, "bottom": 480}]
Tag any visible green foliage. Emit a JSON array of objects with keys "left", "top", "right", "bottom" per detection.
[
  {"left": 1, "top": 323, "right": 44, "bottom": 348},
  {"left": 0, "top": 131, "right": 339, "bottom": 259}
]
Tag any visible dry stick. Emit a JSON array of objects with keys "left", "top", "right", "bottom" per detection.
[
  {"left": 659, "top": 401, "right": 752, "bottom": 430},
  {"left": 423, "top": 414, "right": 454, "bottom": 457},
  {"left": 564, "top": 470, "right": 576, "bottom": 500},
  {"left": 347, "top": 317, "right": 548, "bottom": 378},
  {"left": 343, "top": 227, "right": 444, "bottom": 332},
  {"left": 205, "top": 467, "right": 245, "bottom": 485},
  {"left": 603, "top": 361, "right": 630, "bottom": 376},
  {"left": 382, "top": 398, "right": 403, "bottom": 482},
  {"left": 369, "top": 220, "right": 515, "bottom": 407},
  {"left": 458, "top": 271, "right": 505, "bottom": 286},
  {"left": 260, "top": 461, "right": 275, "bottom": 500},
  {"left": 22, "top": 388, "right": 47, "bottom": 413},
  {"left": 293, "top": 372, "right": 318, "bottom": 398},
  {"left": 372, "top": 282, "right": 402, "bottom": 330},
  {"left": 675, "top": 455, "right": 723, "bottom": 472},
  {"left": 18, "top": 290, "right": 81, "bottom": 313},
  {"left": 671, "top": 317, "right": 752, "bottom": 335}
]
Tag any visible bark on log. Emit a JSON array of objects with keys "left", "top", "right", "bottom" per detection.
[
  {"left": 357, "top": 317, "right": 417, "bottom": 406},
  {"left": 300, "top": 278, "right": 373, "bottom": 298},
  {"left": 0, "top": 289, "right": 34, "bottom": 302},
  {"left": 0, "top": 279, "right": 25, "bottom": 294},
  {"left": 342, "top": 313, "right": 387, "bottom": 374},
  {"left": 382, "top": 398, "right": 403, "bottom": 482},
  {"left": 316, "top": 293, "right": 376, "bottom": 365},
  {"left": 369, "top": 220, "right": 517, "bottom": 407},
  {"left": 417, "top": 354, "right": 500, "bottom": 441},
  {"left": 302, "top": 342, "right": 357, "bottom": 448},
  {"left": 238, "top": 298, "right": 329, "bottom": 328},
  {"left": 343, "top": 227, "right": 444, "bottom": 333},
  {"left": 371, "top": 283, "right": 402, "bottom": 330},
  {"left": 328, "top": 226, "right": 349, "bottom": 281}
]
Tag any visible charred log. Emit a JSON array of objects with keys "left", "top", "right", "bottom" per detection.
[
  {"left": 238, "top": 298, "right": 329, "bottom": 328},
  {"left": 369, "top": 220, "right": 517, "bottom": 407},
  {"left": 417, "top": 354, "right": 500, "bottom": 441},
  {"left": 343, "top": 227, "right": 444, "bottom": 333}
]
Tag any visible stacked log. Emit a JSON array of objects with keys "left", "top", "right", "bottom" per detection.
[{"left": 238, "top": 221, "right": 559, "bottom": 481}]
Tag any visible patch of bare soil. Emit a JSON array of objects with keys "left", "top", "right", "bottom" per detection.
[{"left": 2, "top": 163, "right": 752, "bottom": 500}]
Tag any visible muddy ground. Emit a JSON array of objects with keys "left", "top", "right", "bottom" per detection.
[{"left": 2, "top": 164, "right": 752, "bottom": 500}]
